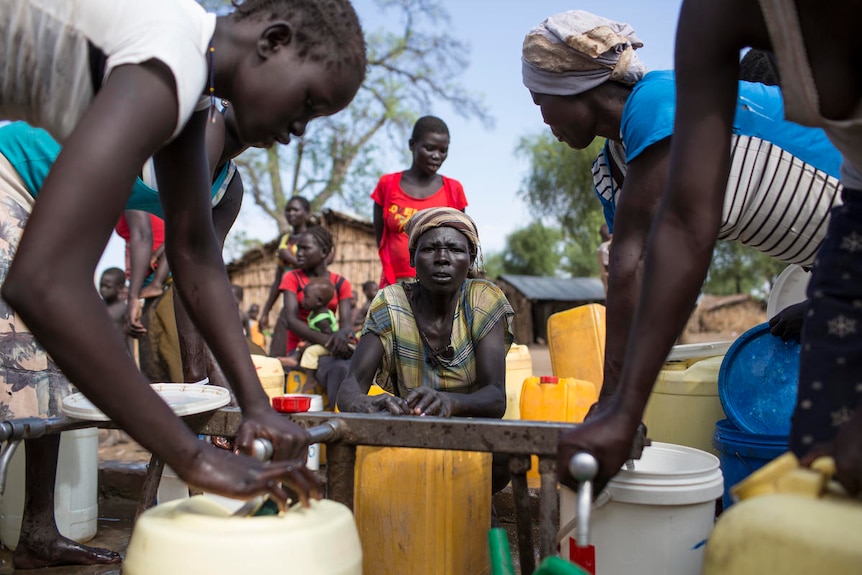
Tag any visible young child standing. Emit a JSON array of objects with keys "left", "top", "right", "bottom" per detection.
[
  {"left": 99, "top": 267, "right": 129, "bottom": 343},
  {"left": 98, "top": 267, "right": 132, "bottom": 446},
  {"left": 298, "top": 281, "right": 338, "bottom": 393},
  {"left": 0, "top": 0, "right": 366, "bottom": 567},
  {"left": 352, "top": 280, "right": 379, "bottom": 332}
]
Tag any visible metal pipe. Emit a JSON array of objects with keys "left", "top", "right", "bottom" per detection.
[
  {"left": 199, "top": 411, "right": 573, "bottom": 457},
  {"left": 0, "top": 416, "right": 108, "bottom": 442},
  {"left": 326, "top": 443, "right": 356, "bottom": 511},
  {"left": 0, "top": 417, "right": 105, "bottom": 495},
  {"left": 508, "top": 455, "right": 535, "bottom": 575},
  {"left": 538, "top": 456, "right": 559, "bottom": 560},
  {"left": 306, "top": 420, "right": 343, "bottom": 444}
]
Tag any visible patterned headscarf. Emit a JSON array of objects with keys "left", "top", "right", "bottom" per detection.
[
  {"left": 522, "top": 10, "right": 646, "bottom": 97},
  {"left": 406, "top": 208, "right": 483, "bottom": 271}
]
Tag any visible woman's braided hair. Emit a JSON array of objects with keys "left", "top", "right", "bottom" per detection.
[
  {"left": 303, "top": 224, "right": 334, "bottom": 256},
  {"left": 231, "top": 0, "right": 367, "bottom": 76}
]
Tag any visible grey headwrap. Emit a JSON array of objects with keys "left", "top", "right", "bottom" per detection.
[{"left": 522, "top": 10, "right": 647, "bottom": 96}]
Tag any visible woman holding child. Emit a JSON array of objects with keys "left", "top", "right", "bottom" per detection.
[
  {"left": 260, "top": 196, "right": 315, "bottom": 356},
  {"left": 278, "top": 226, "right": 354, "bottom": 371}
]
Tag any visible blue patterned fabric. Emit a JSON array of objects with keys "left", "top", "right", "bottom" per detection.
[{"left": 791, "top": 187, "right": 862, "bottom": 454}]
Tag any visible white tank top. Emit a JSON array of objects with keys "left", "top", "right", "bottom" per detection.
[{"left": 0, "top": 0, "right": 215, "bottom": 142}]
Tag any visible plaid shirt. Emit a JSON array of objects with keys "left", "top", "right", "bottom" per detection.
[{"left": 363, "top": 279, "right": 514, "bottom": 397}]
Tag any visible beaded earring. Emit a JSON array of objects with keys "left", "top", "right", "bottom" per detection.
[{"left": 207, "top": 43, "right": 217, "bottom": 123}]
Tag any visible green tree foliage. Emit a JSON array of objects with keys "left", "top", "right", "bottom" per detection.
[
  {"left": 211, "top": 0, "right": 490, "bottom": 234},
  {"left": 516, "top": 133, "right": 607, "bottom": 275},
  {"left": 482, "top": 251, "right": 506, "bottom": 281},
  {"left": 499, "top": 222, "right": 563, "bottom": 276},
  {"left": 704, "top": 240, "right": 787, "bottom": 297},
  {"left": 485, "top": 220, "right": 598, "bottom": 279}
]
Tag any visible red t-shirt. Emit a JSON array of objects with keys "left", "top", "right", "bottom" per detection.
[
  {"left": 114, "top": 213, "right": 165, "bottom": 250},
  {"left": 278, "top": 270, "right": 353, "bottom": 353},
  {"left": 114, "top": 213, "right": 166, "bottom": 280},
  {"left": 371, "top": 172, "right": 467, "bottom": 287}
]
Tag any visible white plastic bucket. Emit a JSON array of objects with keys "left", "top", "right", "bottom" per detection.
[
  {"left": 124, "top": 497, "right": 362, "bottom": 575},
  {"left": 157, "top": 465, "right": 190, "bottom": 505},
  {"left": 278, "top": 394, "right": 323, "bottom": 470},
  {"left": 0, "top": 428, "right": 99, "bottom": 550},
  {"left": 561, "top": 442, "right": 723, "bottom": 575}
]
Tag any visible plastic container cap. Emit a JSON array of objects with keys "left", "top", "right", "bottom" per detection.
[
  {"left": 718, "top": 323, "right": 800, "bottom": 436},
  {"left": 272, "top": 395, "right": 312, "bottom": 413},
  {"left": 539, "top": 376, "right": 559, "bottom": 384}
]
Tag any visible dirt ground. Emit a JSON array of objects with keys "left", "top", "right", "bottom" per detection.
[{"left": 97, "top": 431, "right": 150, "bottom": 464}]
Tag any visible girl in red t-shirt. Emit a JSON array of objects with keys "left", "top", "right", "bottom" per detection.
[{"left": 372, "top": 116, "right": 468, "bottom": 287}]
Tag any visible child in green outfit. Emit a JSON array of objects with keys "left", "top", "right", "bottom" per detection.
[{"left": 298, "top": 281, "right": 338, "bottom": 393}]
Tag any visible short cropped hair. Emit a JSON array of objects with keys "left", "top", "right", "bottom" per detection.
[
  {"left": 231, "top": 0, "right": 366, "bottom": 76},
  {"left": 410, "top": 116, "right": 450, "bottom": 142},
  {"left": 101, "top": 267, "right": 126, "bottom": 285},
  {"left": 304, "top": 281, "right": 335, "bottom": 303}
]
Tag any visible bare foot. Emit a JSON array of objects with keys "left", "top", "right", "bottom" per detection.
[
  {"left": 139, "top": 283, "right": 165, "bottom": 299},
  {"left": 13, "top": 535, "right": 122, "bottom": 569}
]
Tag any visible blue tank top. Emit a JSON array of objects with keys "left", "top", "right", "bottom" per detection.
[
  {"left": 621, "top": 70, "right": 842, "bottom": 177},
  {"left": 0, "top": 121, "right": 234, "bottom": 219}
]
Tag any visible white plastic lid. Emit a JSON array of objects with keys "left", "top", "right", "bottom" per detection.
[
  {"left": 766, "top": 264, "right": 810, "bottom": 319},
  {"left": 607, "top": 442, "right": 725, "bottom": 505},
  {"left": 665, "top": 341, "right": 733, "bottom": 362},
  {"left": 62, "top": 383, "right": 230, "bottom": 421}
]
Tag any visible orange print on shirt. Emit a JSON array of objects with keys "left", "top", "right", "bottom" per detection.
[{"left": 388, "top": 204, "right": 419, "bottom": 232}]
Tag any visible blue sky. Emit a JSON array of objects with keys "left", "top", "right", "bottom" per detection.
[{"left": 97, "top": 0, "right": 684, "bottom": 280}]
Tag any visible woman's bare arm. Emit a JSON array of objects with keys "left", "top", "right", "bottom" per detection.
[
  {"left": 373, "top": 203, "right": 384, "bottom": 247},
  {"left": 557, "top": 0, "right": 756, "bottom": 491},
  {"left": 336, "top": 333, "right": 411, "bottom": 414},
  {"left": 3, "top": 63, "right": 210, "bottom": 472},
  {"left": 600, "top": 140, "right": 672, "bottom": 396},
  {"left": 171, "top": 164, "right": 244, "bottom": 384}
]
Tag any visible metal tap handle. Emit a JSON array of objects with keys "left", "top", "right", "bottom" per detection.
[
  {"left": 250, "top": 421, "right": 341, "bottom": 462},
  {"left": 306, "top": 420, "right": 340, "bottom": 444},
  {"left": 251, "top": 438, "right": 273, "bottom": 461},
  {"left": 568, "top": 452, "right": 599, "bottom": 548}
]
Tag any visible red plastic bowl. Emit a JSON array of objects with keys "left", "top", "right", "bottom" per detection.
[{"left": 272, "top": 395, "right": 312, "bottom": 413}]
